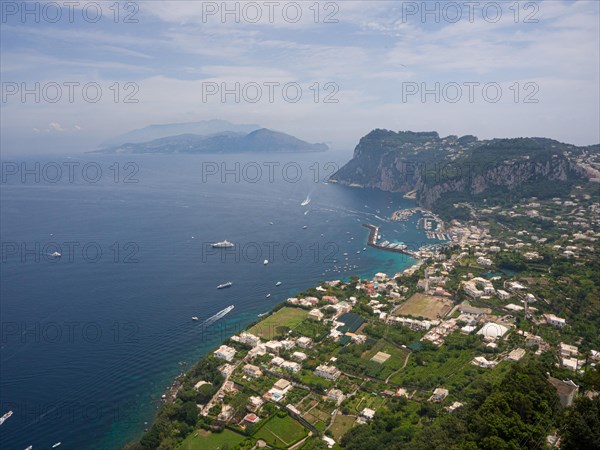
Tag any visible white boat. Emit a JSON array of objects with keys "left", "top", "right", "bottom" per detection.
[
  {"left": 263, "top": 259, "right": 269, "bottom": 265},
  {"left": 266, "top": 293, "right": 271, "bottom": 298},
  {"left": 302, "top": 225, "right": 308, "bottom": 229},
  {"left": 217, "top": 282, "right": 232, "bottom": 289},
  {"left": 24, "top": 446, "right": 32, "bottom": 450},
  {"left": 269, "top": 222, "right": 274, "bottom": 225},
  {"left": 51, "top": 251, "right": 61, "bottom": 257},
  {"left": 258, "top": 312, "right": 269, "bottom": 317},
  {"left": 275, "top": 281, "right": 282, "bottom": 286},
  {"left": 191, "top": 316, "right": 198, "bottom": 321},
  {"left": 0, "top": 410, "right": 13, "bottom": 425},
  {"left": 301, "top": 195, "right": 311, "bottom": 206},
  {"left": 211, "top": 240, "right": 234, "bottom": 248},
  {"left": 52, "top": 444, "right": 61, "bottom": 448}
]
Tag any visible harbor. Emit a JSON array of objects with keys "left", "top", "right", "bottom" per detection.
[{"left": 362, "top": 223, "right": 420, "bottom": 258}]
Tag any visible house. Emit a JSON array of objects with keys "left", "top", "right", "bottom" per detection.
[
  {"left": 429, "top": 387, "right": 449, "bottom": 402},
  {"left": 297, "top": 337, "right": 313, "bottom": 348},
  {"left": 218, "top": 404, "right": 234, "bottom": 422},
  {"left": 247, "top": 396, "right": 264, "bottom": 412},
  {"left": 243, "top": 364, "right": 262, "bottom": 378},
  {"left": 214, "top": 345, "right": 236, "bottom": 362},
  {"left": 472, "top": 356, "right": 496, "bottom": 369},
  {"left": 281, "top": 361, "right": 301, "bottom": 372},
  {"left": 545, "top": 314, "right": 567, "bottom": 328},
  {"left": 497, "top": 289, "right": 511, "bottom": 300},
  {"left": 270, "top": 356, "right": 285, "bottom": 366},
  {"left": 562, "top": 357, "right": 579, "bottom": 371},
  {"left": 315, "top": 364, "right": 341, "bottom": 381},
  {"left": 265, "top": 341, "right": 283, "bottom": 354},
  {"left": 223, "top": 380, "right": 237, "bottom": 393},
  {"left": 507, "top": 348, "right": 526, "bottom": 362},
  {"left": 322, "top": 295, "right": 339, "bottom": 304},
  {"left": 273, "top": 378, "right": 291, "bottom": 391},
  {"left": 292, "top": 351, "right": 307, "bottom": 361},
  {"left": 559, "top": 343, "right": 578, "bottom": 358},
  {"left": 327, "top": 388, "right": 345, "bottom": 405},
  {"left": 308, "top": 309, "right": 324, "bottom": 321},
  {"left": 361, "top": 408, "right": 376, "bottom": 420},
  {"left": 243, "top": 413, "right": 260, "bottom": 424},
  {"left": 237, "top": 332, "right": 261, "bottom": 347},
  {"left": 218, "top": 363, "right": 235, "bottom": 377}
]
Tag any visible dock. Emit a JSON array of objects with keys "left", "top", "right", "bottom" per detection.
[{"left": 362, "top": 224, "right": 420, "bottom": 258}]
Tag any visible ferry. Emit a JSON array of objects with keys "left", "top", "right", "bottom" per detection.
[
  {"left": 0, "top": 410, "right": 13, "bottom": 425},
  {"left": 275, "top": 281, "right": 282, "bottom": 286},
  {"left": 211, "top": 240, "right": 234, "bottom": 248},
  {"left": 217, "top": 282, "right": 233, "bottom": 289}
]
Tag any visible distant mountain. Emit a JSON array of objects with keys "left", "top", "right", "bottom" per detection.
[
  {"left": 99, "top": 119, "right": 261, "bottom": 148},
  {"left": 329, "top": 129, "right": 599, "bottom": 215},
  {"left": 95, "top": 128, "right": 328, "bottom": 154}
]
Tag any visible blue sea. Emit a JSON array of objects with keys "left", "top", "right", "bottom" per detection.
[{"left": 0, "top": 152, "right": 437, "bottom": 449}]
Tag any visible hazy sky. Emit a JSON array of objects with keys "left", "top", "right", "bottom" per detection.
[{"left": 1, "top": 0, "right": 599, "bottom": 155}]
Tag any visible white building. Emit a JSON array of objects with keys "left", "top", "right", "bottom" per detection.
[{"left": 214, "top": 345, "right": 236, "bottom": 362}]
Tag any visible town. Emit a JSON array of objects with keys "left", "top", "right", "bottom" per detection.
[{"left": 129, "top": 182, "right": 600, "bottom": 450}]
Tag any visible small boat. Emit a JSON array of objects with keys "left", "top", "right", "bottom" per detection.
[
  {"left": 217, "top": 282, "right": 233, "bottom": 289},
  {"left": 191, "top": 316, "right": 198, "bottom": 321},
  {"left": 302, "top": 225, "right": 308, "bottom": 229},
  {"left": 301, "top": 195, "right": 311, "bottom": 206},
  {"left": 266, "top": 294, "right": 271, "bottom": 298},
  {"left": 263, "top": 260, "right": 269, "bottom": 265},
  {"left": 269, "top": 222, "right": 274, "bottom": 225},
  {"left": 51, "top": 251, "right": 61, "bottom": 257},
  {"left": 52, "top": 444, "right": 61, "bottom": 448},
  {"left": 211, "top": 240, "right": 234, "bottom": 248},
  {"left": 363, "top": 248, "right": 367, "bottom": 251},
  {"left": 275, "top": 281, "right": 282, "bottom": 286},
  {"left": 258, "top": 312, "right": 269, "bottom": 317},
  {"left": 24, "top": 446, "right": 32, "bottom": 450}
]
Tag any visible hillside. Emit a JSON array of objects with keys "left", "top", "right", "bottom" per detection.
[{"left": 329, "top": 130, "right": 599, "bottom": 215}]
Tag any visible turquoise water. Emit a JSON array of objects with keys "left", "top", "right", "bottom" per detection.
[{"left": 0, "top": 152, "right": 436, "bottom": 449}]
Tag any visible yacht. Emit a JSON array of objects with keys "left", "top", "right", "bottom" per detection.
[
  {"left": 301, "top": 195, "right": 311, "bottom": 206},
  {"left": 211, "top": 240, "right": 234, "bottom": 248},
  {"left": 263, "top": 259, "right": 269, "bottom": 265},
  {"left": 0, "top": 410, "right": 13, "bottom": 425},
  {"left": 217, "top": 282, "right": 233, "bottom": 289},
  {"left": 275, "top": 281, "right": 282, "bottom": 286}
]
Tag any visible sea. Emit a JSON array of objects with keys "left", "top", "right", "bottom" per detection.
[{"left": 0, "top": 151, "right": 440, "bottom": 449}]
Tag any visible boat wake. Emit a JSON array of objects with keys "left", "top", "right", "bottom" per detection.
[{"left": 201, "top": 305, "right": 235, "bottom": 327}]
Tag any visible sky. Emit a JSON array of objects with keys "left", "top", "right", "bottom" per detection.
[{"left": 1, "top": 0, "right": 599, "bottom": 155}]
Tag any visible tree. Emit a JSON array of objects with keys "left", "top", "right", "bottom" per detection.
[{"left": 560, "top": 396, "right": 600, "bottom": 450}]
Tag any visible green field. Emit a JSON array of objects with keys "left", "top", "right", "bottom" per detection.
[
  {"left": 248, "top": 307, "right": 308, "bottom": 340},
  {"left": 329, "top": 414, "right": 356, "bottom": 441},
  {"left": 179, "top": 428, "right": 247, "bottom": 450},
  {"left": 346, "top": 392, "right": 386, "bottom": 414},
  {"left": 254, "top": 414, "right": 308, "bottom": 448}
]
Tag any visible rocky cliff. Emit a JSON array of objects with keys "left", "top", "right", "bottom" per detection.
[{"left": 330, "top": 130, "right": 597, "bottom": 210}]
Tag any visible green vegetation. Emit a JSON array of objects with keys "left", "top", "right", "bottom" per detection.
[
  {"left": 254, "top": 413, "right": 308, "bottom": 448},
  {"left": 247, "top": 307, "right": 308, "bottom": 339},
  {"left": 179, "top": 428, "right": 247, "bottom": 450}
]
